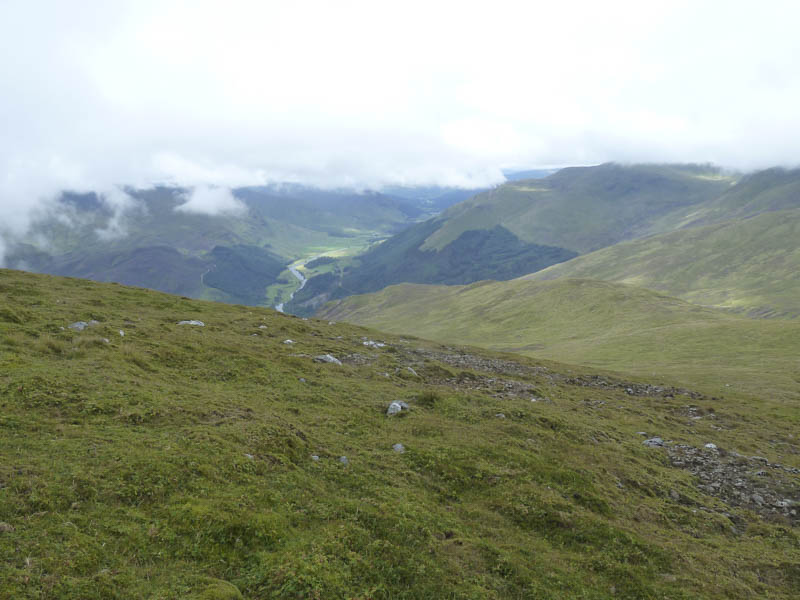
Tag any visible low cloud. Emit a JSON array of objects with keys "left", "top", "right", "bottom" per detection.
[
  {"left": 174, "top": 185, "right": 247, "bottom": 217},
  {"left": 94, "top": 187, "right": 144, "bottom": 241}
]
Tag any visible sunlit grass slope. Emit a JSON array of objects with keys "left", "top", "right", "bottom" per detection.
[
  {"left": 527, "top": 208, "right": 800, "bottom": 318},
  {"left": 319, "top": 278, "right": 800, "bottom": 402},
  {"left": 1, "top": 269, "right": 799, "bottom": 598},
  {"left": 421, "top": 163, "right": 735, "bottom": 253}
]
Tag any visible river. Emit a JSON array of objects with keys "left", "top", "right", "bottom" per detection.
[{"left": 275, "top": 261, "right": 310, "bottom": 313}]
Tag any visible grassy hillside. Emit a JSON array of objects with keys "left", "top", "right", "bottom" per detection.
[
  {"left": 647, "top": 167, "right": 800, "bottom": 233},
  {"left": 288, "top": 164, "right": 737, "bottom": 315},
  {"left": 318, "top": 278, "right": 800, "bottom": 402},
  {"left": 422, "top": 163, "right": 736, "bottom": 253},
  {"left": 2, "top": 269, "right": 799, "bottom": 598},
  {"left": 527, "top": 208, "right": 800, "bottom": 318}
]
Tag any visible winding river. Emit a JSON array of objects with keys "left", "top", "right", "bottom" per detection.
[{"left": 275, "top": 261, "right": 311, "bottom": 313}]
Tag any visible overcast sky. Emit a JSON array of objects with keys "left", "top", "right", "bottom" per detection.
[{"left": 2, "top": 0, "right": 800, "bottom": 247}]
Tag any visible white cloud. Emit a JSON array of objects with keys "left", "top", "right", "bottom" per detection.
[
  {"left": 94, "top": 187, "right": 143, "bottom": 241},
  {"left": 1, "top": 0, "right": 800, "bottom": 256},
  {"left": 175, "top": 185, "right": 247, "bottom": 217}
]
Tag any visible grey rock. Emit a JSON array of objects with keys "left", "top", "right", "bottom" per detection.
[
  {"left": 298, "top": 377, "right": 306, "bottom": 383},
  {"left": 68, "top": 321, "right": 88, "bottom": 331},
  {"left": 339, "top": 456, "right": 349, "bottom": 466},
  {"left": 392, "top": 443, "right": 406, "bottom": 453},
  {"left": 406, "top": 366, "right": 418, "bottom": 377},
  {"left": 386, "top": 402, "right": 404, "bottom": 416},
  {"left": 177, "top": 320, "right": 204, "bottom": 326},
  {"left": 670, "top": 490, "right": 680, "bottom": 501},
  {"left": 311, "top": 455, "right": 320, "bottom": 461},
  {"left": 495, "top": 413, "right": 506, "bottom": 419},
  {"left": 636, "top": 431, "right": 648, "bottom": 436},
  {"left": 244, "top": 453, "right": 254, "bottom": 460},
  {"left": 283, "top": 339, "right": 295, "bottom": 344},
  {"left": 397, "top": 401, "right": 410, "bottom": 410},
  {"left": 704, "top": 443, "right": 718, "bottom": 450},
  {"left": 643, "top": 437, "right": 664, "bottom": 447},
  {"left": 258, "top": 325, "right": 268, "bottom": 329},
  {"left": 363, "top": 340, "right": 387, "bottom": 348},
  {"left": 314, "top": 354, "right": 342, "bottom": 366},
  {"left": 119, "top": 330, "right": 125, "bottom": 337},
  {"left": 751, "top": 493, "right": 764, "bottom": 505},
  {"left": 101, "top": 338, "right": 110, "bottom": 344}
]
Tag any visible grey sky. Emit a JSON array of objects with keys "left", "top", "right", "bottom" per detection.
[{"left": 1, "top": 0, "right": 800, "bottom": 247}]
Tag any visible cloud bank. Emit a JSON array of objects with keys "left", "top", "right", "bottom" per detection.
[
  {"left": 175, "top": 185, "right": 247, "bottom": 217},
  {"left": 2, "top": 0, "right": 800, "bottom": 257}
]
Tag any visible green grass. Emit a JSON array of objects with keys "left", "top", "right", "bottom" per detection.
[
  {"left": 318, "top": 278, "right": 800, "bottom": 403},
  {"left": 1, "top": 269, "right": 799, "bottom": 598},
  {"left": 421, "top": 164, "right": 735, "bottom": 253},
  {"left": 528, "top": 208, "right": 800, "bottom": 318}
]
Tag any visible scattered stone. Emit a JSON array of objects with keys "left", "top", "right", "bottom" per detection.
[
  {"left": 667, "top": 443, "right": 800, "bottom": 523},
  {"left": 244, "top": 453, "right": 254, "bottom": 460},
  {"left": 392, "top": 443, "right": 406, "bottom": 453},
  {"left": 314, "top": 354, "right": 342, "bottom": 366},
  {"left": 298, "top": 378, "right": 306, "bottom": 383},
  {"left": 119, "top": 330, "right": 125, "bottom": 337},
  {"left": 328, "top": 321, "right": 336, "bottom": 325},
  {"left": 339, "top": 456, "right": 349, "bottom": 466},
  {"left": 258, "top": 325, "right": 268, "bottom": 329},
  {"left": 406, "top": 366, "right": 418, "bottom": 377},
  {"left": 88, "top": 320, "right": 100, "bottom": 326},
  {"left": 495, "top": 413, "right": 506, "bottom": 419},
  {"left": 636, "top": 432, "right": 648, "bottom": 436},
  {"left": 643, "top": 437, "right": 665, "bottom": 447},
  {"left": 386, "top": 402, "right": 403, "bottom": 417},
  {"left": 283, "top": 339, "right": 295, "bottom": 344},
  {"left": 670, "top": 490, "right": 680, "bottom": 501},
  {"left": 0, "top": 522, "right": 14, "bottom": 533},
  {"left": 704, "top": 443, "right": 718, "bottom": 450},
  {"left": 102, "top": 338, "right": 110, "bottom": 344},
  {"left": 363, "top": 340, "right": 387, "bottom": 348},
  {"left": 68, "top": 321, "right": 88, "bottom": 331},
  {"left": 177, "top": 320, "right": 204, "bottom": 326},
  {"left": 311, "top": 455, "right": 320, "bottom": 461}
]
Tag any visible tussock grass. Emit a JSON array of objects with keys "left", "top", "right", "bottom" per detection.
[{"left": 0, "top": 268, "right": 798, "bottom": 599}]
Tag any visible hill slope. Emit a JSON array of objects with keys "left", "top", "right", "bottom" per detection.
[
  {"left": 1, "top": 269, "right": 799, "bottom": 598},
  {"left": 527, "top": 208, "right": 800, "bottom": 318},
  {"left": 422, "top": 163, "right": 736, "bottom": 253},
  {"left": 289, "top": 164, "right": 737, "bottom": 314},
  {"left": 318, "top": 278, "right": 800, "bottom": 401}
]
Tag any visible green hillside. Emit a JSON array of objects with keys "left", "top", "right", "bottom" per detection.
[
  {"left": 290, "top": 164, "right": 737, "bottom": 314},
  {"left": 318, "top": 278, "right": 800, "bottom": 402},
  {"left": 527, "top": 208, "right": 800, "bottom": 318},
  {"left": 647, "top": 167, "right": 800, "bottom": 233},
  {"left": 422, "top": 163, "right": 736, "bottom": 253},
  {"left": 286, "top": 222, "right": 577, "bottom": 316},
  {"left": 2, "top": 269, "right": 799, "bottom": 598}
]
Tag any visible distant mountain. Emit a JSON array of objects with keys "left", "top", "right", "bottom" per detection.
[
  {"left": 288, "top": 163, "right": 736, "bottom": 314},
  {"left": 422, "top": 163, "right": 736, "bottom": 254},
  {"left": 5, "top": 182, "right": 459, "bottom": 306}
]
